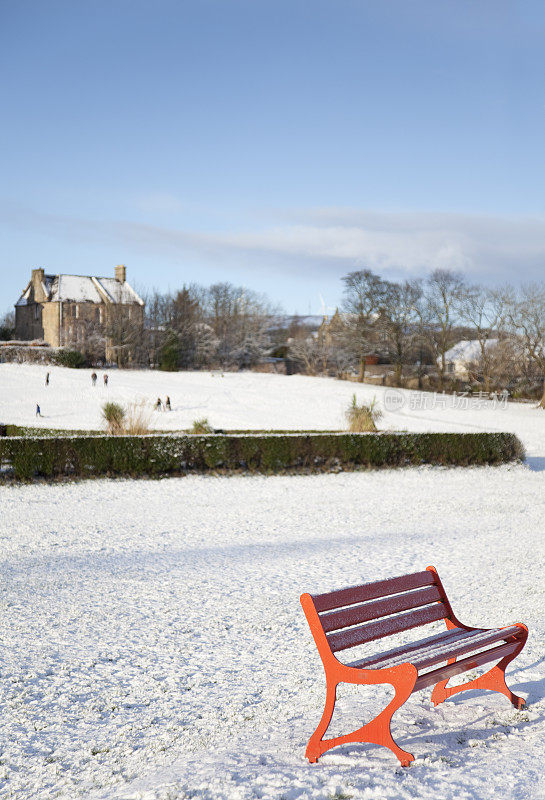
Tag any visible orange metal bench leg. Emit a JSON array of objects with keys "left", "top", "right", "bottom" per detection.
[
  {"left": 306, "top": 664, "right": 418, "bottom": 767},
  {"left": 431, "top": 657, "right": 455, "bottom": 707},
  {"left": 306, "top": 680, "right": 338, "bottom": 763},
  {"left": 432, "top": 624, "right": 528, "bottom": 709}
]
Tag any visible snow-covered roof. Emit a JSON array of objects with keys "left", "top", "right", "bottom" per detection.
[
  {"left": 52, "top": 275, "right": 103, "bottom": 303},
  {"left": 16, "top": 273, "right": 144, "bottom": 306},
  {"left": 95, "top": 277, "right": 143, "bottom": 304},
  {"left": 441, "top": 339, "right": 499, "bottom": 364},
  {"left": 15, "top": 287, "right": 31, "bottom": 307}
]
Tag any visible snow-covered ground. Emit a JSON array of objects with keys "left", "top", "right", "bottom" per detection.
[
  {"left": 1, "top": 364, "right": 544, "bottom": 460},
  {"left": 1, "top": 471, "right": 544, "bottom": 800},
  {"left": 0, "top": 366, "right": 544, "bottom": 800}
]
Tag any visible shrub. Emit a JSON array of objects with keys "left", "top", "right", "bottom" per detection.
[
  {"left": 346, "top": 394, "right": 382, "bottom": 432},
  {"left": 101, "top": 402, "right": 126, "bottom": 434},
  {"left": 191, "top": 418, "right": 213, "bottom": 434},
  {"left": 53, "top": 349, "right": 86, "bottom": 368},
  {"left": 124, "top": 401, "right": 151, "bottom": 435},
  {"left": 0, "top": 432, "right": 524, "bottom": 481}
]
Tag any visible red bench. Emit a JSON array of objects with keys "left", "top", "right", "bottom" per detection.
[{"left": 300, "top": 566, "right": 528, "bottom": 766}]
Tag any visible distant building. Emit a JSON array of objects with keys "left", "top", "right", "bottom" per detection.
[
  {"left": 441, "top": 339, "right": 499, "bottom": 380},
  {"left": 15, "top": 265, "right": 144, "bottom": 362}
]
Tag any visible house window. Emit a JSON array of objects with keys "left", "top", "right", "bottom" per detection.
[
  {"left": 75, "top": 305, "right": 79, "bottom": 319},
  {"left": 34, "top": 304, "right": 39, "bottom": 320}
]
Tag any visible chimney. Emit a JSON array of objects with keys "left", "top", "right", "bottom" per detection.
[
  {"left": 31, "top": 267, "right": 46, "bottom": 302},
  {"left": 115, "top": 264, "right": 126, "bottom": 283}
]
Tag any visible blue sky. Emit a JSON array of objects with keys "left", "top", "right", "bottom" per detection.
[{"left": 1, "top": 0, "right": 545, "bottom": 315}]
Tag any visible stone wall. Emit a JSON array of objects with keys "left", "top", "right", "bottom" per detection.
[
  {"left": 42, "top": 302, "right": 61, "bottom": 347},
  {"left": 15, "top": 304, "right": 44, "bottom": 342}
]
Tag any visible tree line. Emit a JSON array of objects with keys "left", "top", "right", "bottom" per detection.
[
  {"left": 141, "top": 282, "right": 280, "bottom": 370},
  {"left": 289, "top": 269, "right": 545, "bottom": 407},
  {"left": 2, "top": 270, "right": 545, "bottom": 406}
]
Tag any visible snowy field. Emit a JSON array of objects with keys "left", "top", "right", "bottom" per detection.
[
  {"left": 1, "top": 363, "right": 545, "bottom": 461},
  {"left": 0, "top": 365, "right": 544, "bottom": 800}
]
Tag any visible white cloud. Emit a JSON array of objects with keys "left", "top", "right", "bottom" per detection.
[
  {"left": 114, "top": 208, "right": 545, "bottom": 284},
  {"left": 251, "top": 209, "right": 545, "bottom": 282},
  {"left": 2, "top": 202, "right": 545, "bottom": 285}
]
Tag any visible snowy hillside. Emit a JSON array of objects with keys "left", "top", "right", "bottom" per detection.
[{"left": 1, "top": 364, "right": 544, "bottom": 459}]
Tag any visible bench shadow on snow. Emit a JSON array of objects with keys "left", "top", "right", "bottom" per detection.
[
  {"left": 400, "top": 660, "right": 545, "bottom": 763},
  {"left": 512, "top": 656, "right": 545, "bottom": 704},
  {"left": 330, "top": 674, "right": 544, "bottom": 766},
  {"left": 304, "top": 655, "right": 545, "bottom": 766}
]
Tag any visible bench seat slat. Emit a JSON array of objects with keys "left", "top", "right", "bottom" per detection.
[
  {"left": 350, "top": 626, "right": 523, "bottom": 671},
  {"left": 327, "top": 602, "right": 448, "bottom": 652},
  {"left": 347, "top": 627, "right": 469, "bottom": 668},
  {"left": 414, "top": 641, "right": 521, "bottom": 692},
  {"left": 312, "top": 570, "right": 435, "bottom": 613},
  {"left": 410, "top": 626, "right": 521, "bottom": 671},
  {"left": 320, "top": 585, "right": 442, "bottom": 633}
]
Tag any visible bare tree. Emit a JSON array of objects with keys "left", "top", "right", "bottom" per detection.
[
  {"left": 288, "top": 332, "right": 329, "bottom": 375},
  {"left": 381, "top": 279, "right": 422, "bottom": 383},
  {"left": 341, "top": 270, "right": 388, "bottom": 381},
  {"left": 459, "top": 284, "right": 506, "bottom": 391},
  {"left": 203, "top": 282, "right": 277, "bottom": 368},
  {"left": 320, "top": 311, "right": 356, "bottom": 377},
  {"left": 417, "top": 269, "right": 467, "bottom": 390},
  {"left": 104, "top": 305, "right": 145, "bottom": 367},
  {"left": 506, "top": 283, "right": 545, "bottom": 407},
  {"left": 484, "top": 336, "right": 524, "bottom": 390},
  {"left": 193, "top": 322, "right": 219, "bottom": 367},
  {"left": 142, "top": 289, "right": 171, "bottom": 366},
  {"left": 230, "top": 320, "right": 272, "bottom": 368}
]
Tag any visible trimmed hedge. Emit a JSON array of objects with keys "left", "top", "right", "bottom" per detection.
[
  {"left": 1, "top": 425, "right": 337, "bottom": 438},
  {"left": 2, "top": 424, "right": 93, "bottom": 437},
  {"left": 0, "top": 431, "right": 524, "bottom": 481}
]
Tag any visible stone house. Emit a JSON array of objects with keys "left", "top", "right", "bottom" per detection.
[{"left": 15, "top": 265, "right": 144, "bottom": 362}]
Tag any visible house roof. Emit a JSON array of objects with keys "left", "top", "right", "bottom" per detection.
[
  {"left": 16, "top": 274, "right": 144, "bottom": 306},
  {"left": 441, "top": 339, "right": 499, "bottom": 364}
]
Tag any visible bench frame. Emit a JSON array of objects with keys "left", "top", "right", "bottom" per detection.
[{"left": 300, "top": 565, "right": 528, "bottom": 766}]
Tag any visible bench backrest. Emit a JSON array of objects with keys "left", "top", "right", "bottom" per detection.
[{"left": 301, "top": 567, "right": 454, "bottom": 655}]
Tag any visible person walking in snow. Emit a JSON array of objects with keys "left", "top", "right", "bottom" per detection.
[
  {"left": 91, "top": 372, "right": 97, "bottom": 386},
  {"left": 36, "top": 404, "right": 41, "bottom": 417},
  {"left": 165, "top": 396, "right": 171, "bottom": 411},
  {"left": 45, "top": 372, "right": 50, "bottom": 386},
  {"left": 103, "top": 374, "right": 108, "bottom": 386},
  {"left": 155, "top": 397, "right": 163, "bottom": 411}
]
